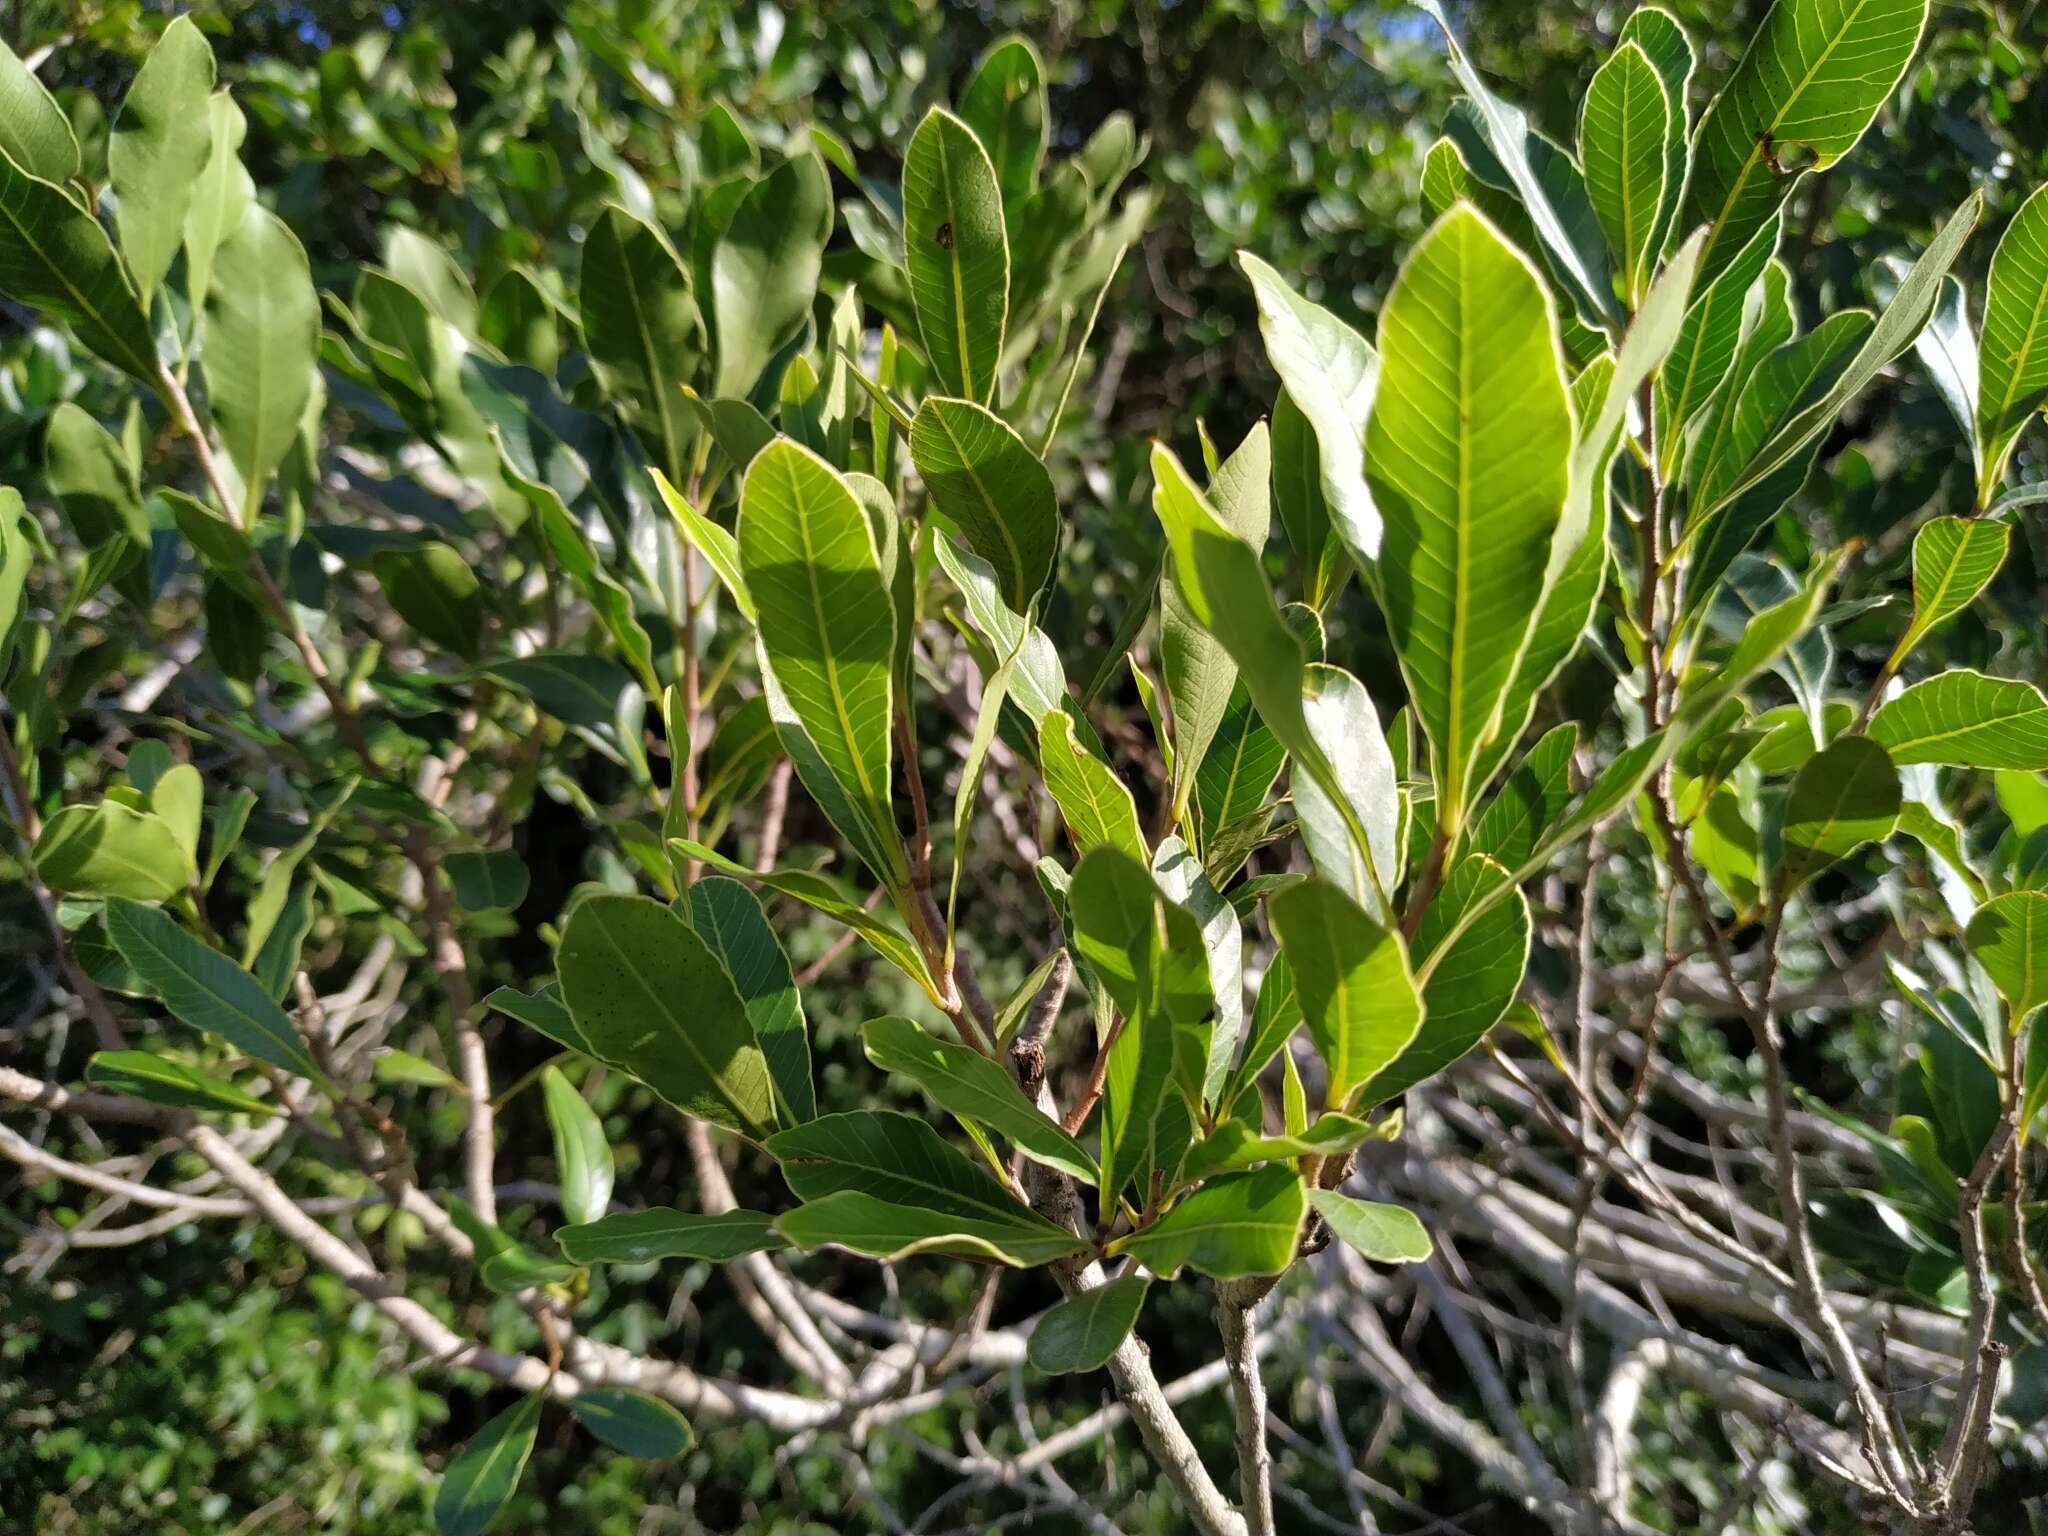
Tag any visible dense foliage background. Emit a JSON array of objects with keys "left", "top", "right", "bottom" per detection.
[{"left": 5, "top": 1, "right": 2048, "bottom": 1532}]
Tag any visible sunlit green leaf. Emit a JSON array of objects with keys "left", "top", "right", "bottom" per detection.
[
  {"left": 1268, "top": 878, "right": 1422, "bottom": 1110},
  {"left": 108, "top": 15, "right": 214, "bottom": 301},
  {"left": 910, "top": 395, "right": 1057, "bottom": 611},
  {"left": 32, "top": 801, "right": 189, "bottom": 902},
  {"left": 862, "top": 1015, "right": 1096, "bottom": 1183},
  {"left": 1869, "top": 671, "right": 2048, "bottom": 770},
  {"left": 1117, "top": 1165, "right": 1304, "bottom": 1279},
  {"left": 1966, "top": 890, "right": 2048, "bottom": 1024},
  {"left": 1365, "top": 203, "right": 1572, "bottom": 833},
  {"left": 1579, "top": 41, "right": 1669, "bottom": 303},
  {"left": 903, "top": 107, "right": 1008, "bottom": 404},
  {"left": 1778, "top": 736, "right": 1900, "bottom": 892},
  {"left": 1308, "top": 1190, "right": 1432, "bottom": 1264},
  {"left": 1685, "top": 0, "right": 1930, "bottom": 282}
]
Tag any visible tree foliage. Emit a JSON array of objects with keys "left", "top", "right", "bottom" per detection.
[{"left": 6, "top": 2, "right": 2048, "bottom": 1533}]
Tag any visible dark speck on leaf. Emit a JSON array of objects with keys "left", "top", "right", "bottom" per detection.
[{"left": 935, "top": 221, "right": 954, "bottom": 249}]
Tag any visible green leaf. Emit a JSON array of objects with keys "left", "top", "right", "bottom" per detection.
[
  {"left": 557, "top": 1208, "right": 787, "bottom": 1265},
  {"left": 686, "top": 876, "right": 814, "bottom": 1124},
  {"left": 1420, "top": 137, "right": 1472, "bottom": 220},
  {"left": 863, "top": 1016, "right": 1096, "bottom": 1183},
  {"left": 1153, "top": 837, "right": 1244, "bottom": 1102},
  {"left": 1308, "top": 1190, "right": 1432, "bottom": 1264},
  {"left": 1685, "top": 0, "right": 1929, "bottom": 282},
  {"left": 479, "top": 266, "right": 560, "bottom": 376},
  {"left": 1292, "top": 663, "right": 1400, "bottom": 923},
  {"left": 738, "top": 439, "right": 905, "bottom": 889},
  {"left": 0, "top": 489, "right": 30, "bottom": 668},
  {"left": 1686, "top": 308, "right": 1873, "bottom": 549},
  {"left": 766, "top": 1109, "right": 1080, "bottom": 1263},
  {"left": 579, "top": 204, "right": 703, "bottom": 478},
  {"left": 1069, "top": 846, "right": 1213, "bottom": 1210},
  {"left": 1579, "top": 41, "right": 1670, "bottom": 303},
  {"left": 1027, "top": 1275, "right": 1148, "bottom": 1374},
  {"left": 949, "top": 621, "right": 1026, "bottom": 941},
  {"left": 1467, "top": 723, "right": 1577, "bottom": 871},
  {"left": 651, "top": 465, "right": 756, "bottom": 624},
  {"left": 1910, "top": 270, "right": 1978, "bottom": 467},
  {"left": 569, "top": 1390, "right": 692, "bottom": 1460},
  {"left": 0, "top": 39, "right": 77, "bottom": 183},
  {"left": 712, "top": 152, "right": 831, "bottom": 400},
  {"left": 1616, "top": 6, "right": 1695, "bottom": 265},
  {"left": 371, "top": 1048, "right": 461, "bottom": 1091},
  {"left": 1695, "top": 773, "right": 1766, "bottom": 914},
  {"left": 1116, "top": 1165, "right": 1304, "bottom": 1279},
  {"left": 181, "top": 92, "right": 250, "bottom": 315},
  {"left": 485, "top": 653, "right": 634, "bottom": 729},
  {"left": 84, "top": 1049, "right": 276, "bottom": 1117},
  {"left": 1382, "top": 856, "right": 1530, "bottom": 1105},
  {"left": 1365, "top": 203, "right": 1573, "bottom": 833},
  {"left": 1869, "top": 671, "right": 2048, "bottom": 770},
  {"left": 902, "top": 107, "right": 1008, "bottom": 403},
  {"left": 1779, "top": 736, "right": 1900, "bottom": 892},
  {"left": 1039, "top": 708, "right": 1145, "bottom": 862},
  {"left": 1151, "top": 444, "right": 1381, "bottom": 888},
  {"left": 487, "top": 986, "right": 593, "bottom": 1056},
  {"left": 107, "top": 14, "right": 214, "bottom": 301},
  {"left": 444, "top": 849, "right": 529, "bottom": 913},
  {"left": 1506, "top": 231, "right": 1697, "bottom": 699},
  {"left": 103, "top": 897, "right": 317, "bottom": 1077},
  {"left": 775, "top": 1190, "right": 1087, "bottom": 1267},
  {"left": 931, "top": 531, "right": 1076, "bottom": 733},
  {"left": 555, "top": 893, "right": 778, "bottom": 1140},
  {"left": 1224, "top": 953, "right": 1301, "bottom": 1108},
  {"left": 205, "top": 207, "right": 319, "bottom": 515},
  {"left": 0, "top": 147, "right": 159, "bottom": 381},
  {"left": 434, "top": 1393, "right": 540, "bottom": 1536},
  {"left": 45, "top": 401, "right": 147, "bottom": 547},
  {"left": 477, "top": 1245, "right": 575, "bottom": 1293},
  {"left": 1976, "top": 182, "right": 2048, "bottom": 502},
  {"left": 1164, "top": 423, "right": 1270, "bottom": 830},
  {"left": 1267, "top": 878, "right": 1423, "bottom": 1110},
  {"left": 1179, "top": 1113, "right": 1380, "bottom": 1183},
  {"left": 1700, "top": 194, "right": 1981, "bottom": 524},
  {"left": 384, "top": 227, "right": 478, "bottom": 336},
  {"left": 672, "top": 842, "right": 941, "bottom": 1005},
  {"left": 1271, "top": 390, "right": 1344, "bottom": 607},
  {"left": 1966, "top": 891, "right": 2048, "bottom": 1024},
  {"left": 540, "top": 1066, "right": 613, "bottom": 1228},
  {"left": 1893, "top": 517, "right": 2009, "bottom": 666},
  {"left": 959, "top": 36, "right": 1047, "bottom": 206},
  {"left": 910, "top": 395, "right": 1058, "bottom": 610},
  {"left": 32, "top": 801, "right": 189, "bottom": 901},
  {"left": 1653, "top": 213, "right": 1783, "bottom": 474},
  {"left": 1236, "top": 252, "right": 1378, "bottom": 560},
  {"left": 1415, "top": 1, "right": 1619, "bottom": 329},
  {"left": 1195, "top": 686, "right": 1286, "bottom": 867},
  {"left": 372, "top": 543, "right": 483, "bottom": 661},
  {"left": 679, "top": 387, "right": 777, "bottom": 479}
]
